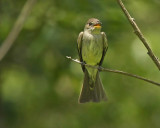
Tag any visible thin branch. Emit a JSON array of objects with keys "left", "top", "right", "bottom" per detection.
[
  {"left": 66, "top": 56, "right": 160, "bottom": 87},
  {"left": 0, "top": 0, "right": 37, "bottom": 61},
  {"left": 117, "top": 0, "right": 160, "bottom": 70}
]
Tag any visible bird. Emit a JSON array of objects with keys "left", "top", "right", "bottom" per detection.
[{"left": 77, "top": 18, "right": 108, "bottom": 103}]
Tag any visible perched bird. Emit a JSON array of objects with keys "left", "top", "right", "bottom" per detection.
[{"left": 77, "top": 18, "right": 108, "bottom": 103}]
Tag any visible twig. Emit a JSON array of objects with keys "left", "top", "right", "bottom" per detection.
[
  {"left": 66, "top": 56, "right": 160, "bottom": 87},
  {"left": 117, "top": 0, "right": 160, "bottom": 70},
  {"left": 0, "top": 0, "right": 37, "bottom": 61}
]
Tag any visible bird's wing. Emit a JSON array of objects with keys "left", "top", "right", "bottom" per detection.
[
  {"left": 99, "top": 32, "right": 108, "bottom": 66},
  {"left": 77, "top": 32, "right": 85, "bottom": 72}
]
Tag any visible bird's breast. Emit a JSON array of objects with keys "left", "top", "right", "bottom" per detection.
[{"left": 82, "top": 33, "right": 103, "bottom": 65}]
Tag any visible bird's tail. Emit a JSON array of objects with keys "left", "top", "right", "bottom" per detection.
[{"left": 79, "top": 70, "right": 107, "bottom": 103}]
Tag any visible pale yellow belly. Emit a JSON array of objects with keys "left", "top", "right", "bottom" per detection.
[{"left": 82, "top": 34, "right": 103, "bottom": 65}]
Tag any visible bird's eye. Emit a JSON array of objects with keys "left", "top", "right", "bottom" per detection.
[{"left": 89, "top": 22, "right": 93, "bottom": 26}]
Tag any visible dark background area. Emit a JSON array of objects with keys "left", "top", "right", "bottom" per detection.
[{"left": 0, "top": 0, "right": 160, "bottom": 128}]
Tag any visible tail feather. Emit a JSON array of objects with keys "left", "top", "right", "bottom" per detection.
[{"left": 79, "top": 70, "right": 107, "bottom": 103}]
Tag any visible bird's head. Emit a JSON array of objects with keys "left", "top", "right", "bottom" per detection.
[{"left": 84, "top": 18, "right": 102, "bottom": 34}]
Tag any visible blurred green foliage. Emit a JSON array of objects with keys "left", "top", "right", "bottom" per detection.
[{"left": 0, "top": 0, "right": 160, "bottom": 128}]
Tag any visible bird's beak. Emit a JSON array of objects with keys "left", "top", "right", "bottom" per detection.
[{"left": 94, "top": 23, "right": 101, "bottom": 28}]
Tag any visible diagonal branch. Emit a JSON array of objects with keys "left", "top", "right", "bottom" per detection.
[
  {"left": 117, "top": 0, "right": 160, "bottom": 70},
  {"left": 66, "top": 56, "right": 160, "bottom": 87},
  {"left": 0, "top": 0, "right": 37, "bottom": 61}
]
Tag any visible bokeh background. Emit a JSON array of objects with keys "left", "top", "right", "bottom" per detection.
[{"left": 0, "top": 0, "right": 160, "bottom": 128}]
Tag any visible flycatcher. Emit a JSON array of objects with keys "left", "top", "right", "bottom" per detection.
[{"left": 77, "top": 18, "right": 108, "bottom": 103}]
